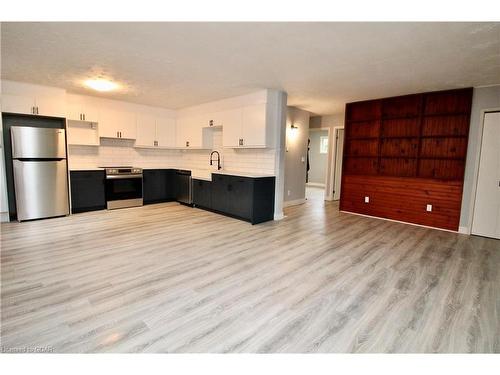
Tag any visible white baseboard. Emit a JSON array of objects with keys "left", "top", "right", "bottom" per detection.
[
  {"left": 274, "top": 212, "right": 285, "bottom": 221},
  {"left": 306, "top": 182, "right": 325, "bottom": 188},
  {"left": 458, "top": 226, "right": 470, "bottom": 235},
  {"left": 340, "top": 210, "right": 460, "bottom": 233},
  {"left": 0, "top": 212, "right": 9, "bottom": 223},
  {"left": 283, "top": 198, "right": 306, "bottom": 208}
]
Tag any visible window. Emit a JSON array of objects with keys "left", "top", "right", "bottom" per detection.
[{"left": 320, "top": 136, "right": 329, "bottom": 154}]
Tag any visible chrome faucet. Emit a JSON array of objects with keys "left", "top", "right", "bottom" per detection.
[{"left": 210, "top": 151, "right": 222, "bottom": 170}]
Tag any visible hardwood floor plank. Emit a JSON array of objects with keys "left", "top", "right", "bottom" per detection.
[{"left": 1, "top": 198, "right": 499, "bottom": 353}]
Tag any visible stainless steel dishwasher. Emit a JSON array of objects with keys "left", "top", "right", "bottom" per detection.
[{"left": 175, "top": 169, "right": 192, "bottom": 205}]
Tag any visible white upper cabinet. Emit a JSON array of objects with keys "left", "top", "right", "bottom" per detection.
[
  {"left": 66, "top": 94, "right": 100, "bottom": 122},
  {"left": 241, "top": 103, "right": 267, "bottom": 148},
  {"left": 135, "top": 113, "right": 157, "bottom": 147},
  {"left": 2, "top": 94, "right": 37, "bottom": 115},
  {"left": 135, "top": 111, "right": 176, "bottom": 148},
  {"left": 156, "top": 117, "right": 176, "bottom": 148},
  {"left": 222, "top": 103, "right": 268, "bottom": 148},
  {"left": 1, "top": 81, "right": 66, "bottom": 118},
  {"left": 221, "top": 108, "right": 243, "bottom": 148},
  {"left": 99, "top": 105, "right": 137, "bottom": 139}
]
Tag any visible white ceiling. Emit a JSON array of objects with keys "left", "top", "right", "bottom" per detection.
[{"left": 1, "top": 22, "right": 499, "bottom": 115}]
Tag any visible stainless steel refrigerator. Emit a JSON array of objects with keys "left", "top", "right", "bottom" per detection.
[{"left": 11, "top": 126, "right": 69, "bottom": 221}]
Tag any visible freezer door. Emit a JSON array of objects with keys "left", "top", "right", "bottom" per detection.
[
  {"left": 13, "top": 160, "right": 69, "bottom": 221},
  {"left": 11, "top": 126, "right": 66, "bottom": 159}
]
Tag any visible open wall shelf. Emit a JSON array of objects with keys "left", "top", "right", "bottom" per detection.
[
  {"left": 343, "top": 88, "right": 472, "bottom": 180},
  {"left": 340, "top": 88, "right": 473, "bottom": 231}
]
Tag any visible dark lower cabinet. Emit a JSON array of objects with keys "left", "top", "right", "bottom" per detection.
[
  {"left": 143, "top": 169, "right": 175, "bottom": 204},
  {"left": 210, "top": 173, "right": 275, "bottom": 224},
  {"left": 192, "top": 179, "right": 212, "bottom": 209},
  {"left": 70, "top": 170, "right": 106, "bottom": 214}
]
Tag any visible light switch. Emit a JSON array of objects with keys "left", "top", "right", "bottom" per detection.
[
  {"left": 426, "top": 204, "right": 432, "bottom": 212},
  {"left": 364, "top": 196, "right": 370, "bottom": 203}
]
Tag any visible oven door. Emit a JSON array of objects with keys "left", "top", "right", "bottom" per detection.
[{"left": 105, "top": 175, "right": 143, "bottom": 209}]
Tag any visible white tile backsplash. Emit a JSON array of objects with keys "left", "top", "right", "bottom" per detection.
[{"left": 68, "top": 129, "right": 276, "bottom": 174}]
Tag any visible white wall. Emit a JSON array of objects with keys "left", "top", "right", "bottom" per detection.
[
  {"left": 459, "top": 85, "right": 500, "bottom": 233},
  {"left": 284, "top": 107, "right": 310, "bottom": 204},
  {"left": 308, "top": 129, "right": 328, "bottom": 185}
]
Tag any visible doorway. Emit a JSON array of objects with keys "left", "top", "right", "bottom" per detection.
[
  {"left": 471, "top": 111, "right": 500, "bottom": 239},
  {"left": 332, "top": 128, "right": 344, "bottom": 201},
  {"left": 306, "top": 128, "right": 329, "bottom": 201}
]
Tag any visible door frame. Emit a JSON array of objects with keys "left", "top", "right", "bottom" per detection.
[
  {"left": 330, "top": 126, "right": 345, "bottom": 201},
  {"left": 469, "top": 108, "right": 500, "bottom": 235},
  {"left": 307, "top": 127, "right": 330, "bottom": 199}
]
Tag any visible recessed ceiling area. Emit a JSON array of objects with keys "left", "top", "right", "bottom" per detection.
[{"left": 1, "top": 22, "right": 499, "bottom": 115}]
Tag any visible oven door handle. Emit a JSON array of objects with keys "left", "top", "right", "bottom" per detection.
[{"left": 106, "top": 174, "right": 143, "bottom": 179}]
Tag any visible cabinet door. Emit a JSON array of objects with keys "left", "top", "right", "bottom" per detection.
[
  {"left": 242, "top": 103, "right": 267, "bottom": 147},
  {"left": 99, "top": 107, "right": 136, "bottom": 139},
  {"left": 70, "top": 171, "right": 106, "bottom": 213},
  {"left": 98, "top": 107, "right": 120, "bottom": 138},
  {"left": 193, "top": 179, "right": 212, "bottom": 209},
  {"left": 118, "top": 109, "right": 137, "bottom": 139},
  {"left": 176, "top": 116, "right": 203, "bottom": 148},
  {"left": 175, "top": 117, "right": 189, "bottom": 148},
  {"left": 66, "top": 94, "right": 100, "bottom": 122},
  {"left": 66, "top": 94, "right": 83, "bottom": 121},
  {"left": 186, "top": 115, "right": 204, "bottom": 148},
  {"left": 211, "top": 174, "right": 228, "bottom": 212},
  {"left": 222, "top": 108, "right": 242, "bottom": 147},
  {"left": 35, "top": 94, "right": 66, "bottom": 118},
  {"left": 82, "top": 97, "right": 100, "bottom": 123},
  {"left": 228, "top": 176, "right": 253, "bottom": 219},
  {"left": 143, "top": 169, "right": 170, "bottom": 204},
  {"left": 156, "top": 117, "right": 176, "bottom": 148},
  {"left": 1, "top": 94, "right": 36, "bottom": 115},
  {"left": 136, "top": 113, "right": 157, "bottom": 147}
]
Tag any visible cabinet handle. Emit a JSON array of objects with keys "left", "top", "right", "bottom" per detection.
[
  {"left": 120, "top": 132, "right": 122, "bottom": 138},
  {"left": 117, "top": 131, "right": 119, "bottom": 138},
  {"left": 31, "top": 106, "right": 35, "bottom": 114},
  {"left": 209, "top": 119, "right": 213, "bottom": 127},
  {"left": 37, "top": 107, "right": 39, "bottom": 114},
  {"left": 83, "top": 113, "right": 86, "bottom": 121},
  {"left": 239, "top": 138, "right": 243, "bottom": 146},
  {"left": 186, "top": 141, "right": 189, "bottom": 147}
]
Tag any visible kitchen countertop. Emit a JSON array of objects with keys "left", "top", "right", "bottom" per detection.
[{"left": 69, "top": 167, "right": 274, "bottom": 180}]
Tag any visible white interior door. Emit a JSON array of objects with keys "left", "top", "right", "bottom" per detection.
[
  {"left": 333, "top": 128, "right": 344, "bottom": 201},
  {"left": 472, "top": 112, "right": 500, "bottom": 239}
]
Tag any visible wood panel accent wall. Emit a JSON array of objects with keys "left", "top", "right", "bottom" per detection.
[{"left": 339, "top": 88, "right": 473, "bottom": 231}]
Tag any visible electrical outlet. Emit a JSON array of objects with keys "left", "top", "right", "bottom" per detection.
[
  {"left": 364, "top": 196, "right": 369, "bottom": 203},
  {"left": 426, "top": 204, "right": 433, "bottom": 212}
]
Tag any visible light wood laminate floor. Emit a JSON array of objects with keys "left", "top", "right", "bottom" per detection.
[{"left": 1, "top": 199, "right": 499, "bottom": 353}]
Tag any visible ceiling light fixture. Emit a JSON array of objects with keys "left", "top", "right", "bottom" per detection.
[{"left": 84, "top": 78, "right": 119, "bottom": 92}]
